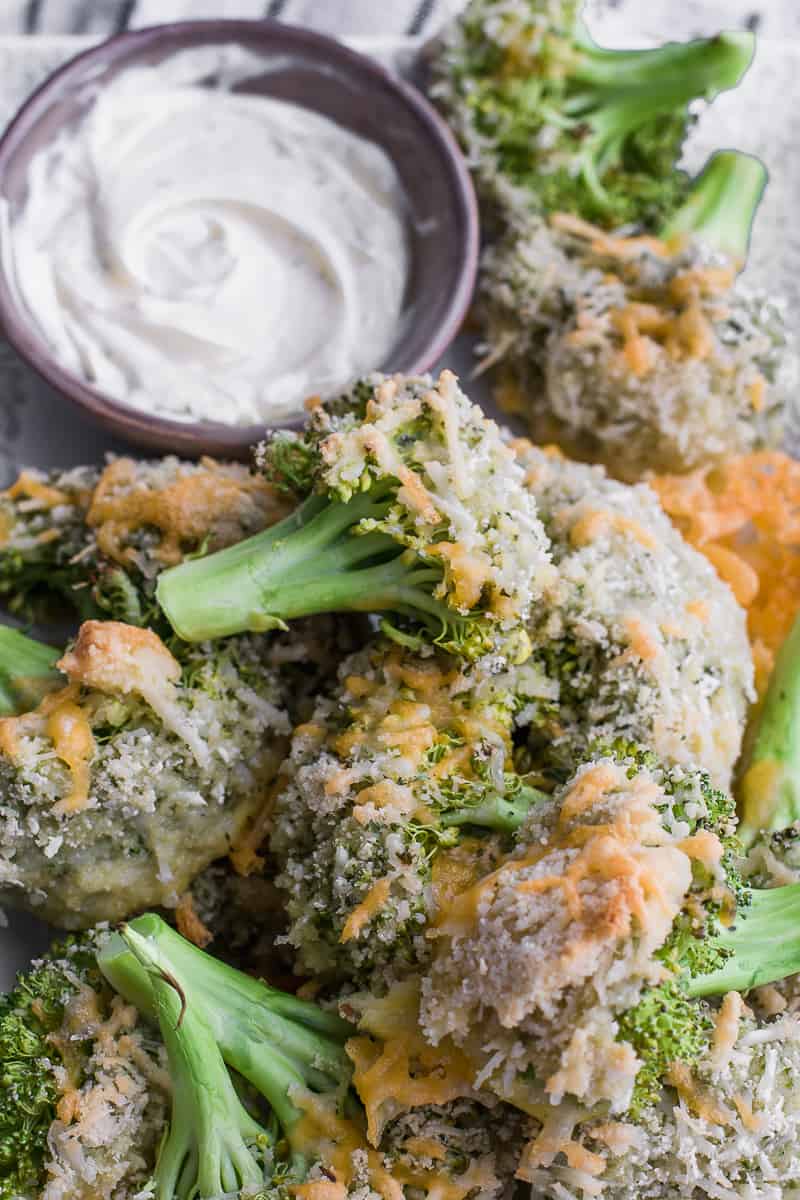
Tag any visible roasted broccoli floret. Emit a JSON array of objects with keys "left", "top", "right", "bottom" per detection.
[
  {"left": 0, "top": 929, "right": 168, "bottom": 1200},
  {"left": 0, "top": 619, "right": 292, "bottom": 927},
  {"left": 431, "top": 0, "right": 753, "bottom": 229},
  {"left": 419, "top": 740, "right": 800, "bottom": 1130},
  {"left": 101, "top": 914, "right": 519, "bottom": 1200},
  {"left": 3, "top": 916, "right": 523, "bottom": 1200},
  {"left": 270, "top": 637, "right": 549, "bottom": 990},
  {"left": 419, "top": 747, "right": 751, "bottom": 1115},
  {"left": 482, "top": 151, "right": 796, "bottom": 479},
  {"left": 157, "top": 371, "right": 553, "bottom": 664},
  {"left": 514, "top": 443, "right": 754, "bottom": 788},
  {"left": 522, "top": 1006, "right": 800, "bottom": 1198},
  {"left": 0, "top": 456, "right": 288, "bottom": 626}
]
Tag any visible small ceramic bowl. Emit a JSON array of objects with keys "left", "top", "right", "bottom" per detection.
[{"left": 0, "top": 20, "right": 478, "bottom": 457}]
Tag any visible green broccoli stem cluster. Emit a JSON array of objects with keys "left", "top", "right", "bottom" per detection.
[
  {"left": 738, "top": 610, "right": 800, "bottom": 848},
  {"left": 567, "top": 34, "right": 753, "bottom": 213},
  {"left": 99, "top": 915, "right": 355, "bottom": 1200},
  {"left": 661, "top": 149, "right": 767, "bottom": 263},
  {"left": 0, "top": 626, "right": 61, "bottom": 715},
  {"left": 155, "top": 488, "right": 475, "bottom": 649}
]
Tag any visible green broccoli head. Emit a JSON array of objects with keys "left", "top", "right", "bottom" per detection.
[
  {"left": 270, "top": 638, "right": 549, "bottom": 990},
  {"left": 0, "top": 619, "right": 292, "bottom": 928},
  {"left": 614, "top": 977, "right": 717, "bottom": 1119},
  {"left": 99, "top": 915, "right": 380, "bottom": 1200},
  {"left": 0, "top": 457, "right": 287, "bottom": 627},
  {"left": 480, "top": 154, "right": 792, "bottom": 480},
  {"left": 0, "top": 930, "right": 167, "bottom": 1200},
  {"left": 510, "top": 443, "right": 754, "bottom": 789},
  {"left": 156, "top": 372, "right": 553, "bottom": 665},
  {"left": 432, "top": 0, "right": 753, "bottom": 230}
]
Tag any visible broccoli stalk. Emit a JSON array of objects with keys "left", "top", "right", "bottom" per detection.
[
  {"left": 436, "top": 0, "right": 755, "bottom": 229},
  {"left": 0, "top": 626, "right": 61, "bottom": 715},
  {"left": 124, "top": 931, "right": 271, "bottom": 1200},
  {"left": 156, "top": 372, "right": 549, "bottom": 662},
  {"left": 99, "top": 914, "right": 356, "bottom": 1198},
  {"left": 687, "top": 882, "right": 800, "bottom": 997},
  {"left": 738, "top": 610, "right": 800, "bottom": 848},
  {"left": 156, "top": 490, "right": 467, "bottom": 648},
  {"left": 440, "top": 782, "right": 547, "bottom": 833},
  {"left": 661, "top": 149, "right": 767, "bottom": 264}
]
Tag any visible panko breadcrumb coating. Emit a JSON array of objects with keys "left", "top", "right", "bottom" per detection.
[
  {"left": 0, "top": 620, "right": 291, "bottom": 927},
  {"left": 271, "top": 638, "right": 546, "bottom": 989},
  {"left": 516, "top": 443, "right": 754, "bottom": 788},
  {"left": 0, "top": 454, "right": 288, "bottom": 625},
  {"left": 483, "top": 213, "right": 795, "bottom": 480},
  {"left": 419, "top": 751, "right": 739, "bottom": 1116},
  {"left": 526, "top": 1011, "right": 800, "bottom": 1199}
]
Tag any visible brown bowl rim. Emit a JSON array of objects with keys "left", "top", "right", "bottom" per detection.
[{"left": 0, "top": 18, "right": 479, "bottom": 457}]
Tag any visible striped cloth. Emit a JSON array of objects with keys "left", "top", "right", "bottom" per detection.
[
  {"left": 2, "top": 1, "right": 794, "bottom": 42},
  {"left": 0, "top": 1, "right": 457, "bottom": 38}
]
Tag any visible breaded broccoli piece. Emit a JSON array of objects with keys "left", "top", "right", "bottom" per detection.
[
  {"left": 419, "top": 746, "right": 746, "bottom": 1116},
  {"left": 271, "top": 638, "right": 549, "bottom": 990},
  {"left": 0, "top": 626, "right": 60, "bottom": 715},
  {"left": 0, "top": 619, "right": 292, "bottom": 927},
  {"left": 101, "top": 913, "right": 526, "bottom": 1200},
  {"left": 522, "top": 1008, "right": 800, "bottom": 1199},
  {"left": 482, "top": 152, "right": 796, "bottom": 479},
  {"left": 431, "top": 0, "right": 752, "bottom": 230},
  {"left": 514, "top": 443, "right": 754, "bottom": 788},
  {"left": 3, "top": 914, "right": 525, "bottom": 1200},
  {"left": 0, "top": 929, "right": 168, "bottom": 1200},
  {"left": 157, "top": 371, "right": 553, "bottom": 665},
  {"left": 0, "top": 455, "right": 288, "bottom": 625}
]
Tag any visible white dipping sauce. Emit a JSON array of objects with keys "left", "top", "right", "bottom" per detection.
[{"left": 5, "top": 47, "right": 409, "bottom": 424}]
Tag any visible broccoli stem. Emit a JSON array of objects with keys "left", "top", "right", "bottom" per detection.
[
  {"left": 566, "top": 31, "right": 754, "bottom": 91},
  {"left": 440, "top": 784, "right": 547, "bottom": 833},
  {"left": 661, "top": 149, "right": 766, "bottom": 263},
  {"left": 686, "top": 883, "right": 800, "bottom": 997},
  {"left": 0, "top": 626, "right": 61, "bottom": 715},
  {"left": 156, "top": 490, "right": 466, "bottom": 645},
  {"left": 100, "top": 915, "right": 355, "bottom": 1162},
  {"left": 123, "top": 926, "right": 270, "bottom": 1200},
  {"left": 559, "top": 35, "right": 753, "bottom": 216},
  {"left": 738, "top": 611, "right": 800, "bottom": 848}
]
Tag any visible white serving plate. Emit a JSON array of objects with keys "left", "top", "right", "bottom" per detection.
[{"left": 1, "top": 22, "right": 797, "bottom": 987}]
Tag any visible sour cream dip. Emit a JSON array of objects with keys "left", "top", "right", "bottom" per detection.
[{"left": 3, "top": 46, "right": 409, "bottom": 425}]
